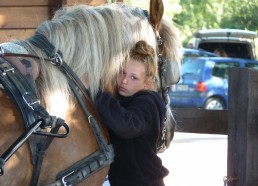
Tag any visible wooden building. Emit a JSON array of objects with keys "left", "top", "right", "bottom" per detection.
[{"left": 0, "top": 0, "right": 116, "bottom": 43}]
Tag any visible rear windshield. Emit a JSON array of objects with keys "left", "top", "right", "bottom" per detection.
[
  {"left": 182, "top": 59, "right": 204, "bottom": 76},
  {"left": 212, "top": 62, "right": 240, "bottom": 79},
  {"left": 199, "top": 42, "right": 252, "bottom": 59}
]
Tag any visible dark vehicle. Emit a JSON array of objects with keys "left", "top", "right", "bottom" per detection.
[
  {"left": 169, "top": 57, "right": 258, "bottom": 110},
  {"left": 193, "top": 29, "right": 258, "bottom": 60}
]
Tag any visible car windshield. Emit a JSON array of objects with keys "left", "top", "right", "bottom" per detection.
[{"left": 182, "top": 59, "right": 204, "bottom": 76}]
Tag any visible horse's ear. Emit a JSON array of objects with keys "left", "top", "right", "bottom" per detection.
[{"left": 149, "top": 0, "right": 164, "bottom": 33}]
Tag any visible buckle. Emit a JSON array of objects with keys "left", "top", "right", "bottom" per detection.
[
  {"left": 61, "top": 171, "right": 74, "bottom": 186},
  {"left": 22, "top": 92, "right": 40, "bottom": 110},
  {"left": 50, "top": 53, "right": 63, "bottom": 66},
  {"left": 2, "top": 67, "right": 14, "bottom": 76}
]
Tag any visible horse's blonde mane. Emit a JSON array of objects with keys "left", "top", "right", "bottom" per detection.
[
  {"left": 17, "top": 3, "right": 180, "bottom": 117},
  {"left": 18, "top": 4, "right": 156, "bottom": 117},
  {"left": 94, "top": 3, "right": 157, "bottom": 87}
]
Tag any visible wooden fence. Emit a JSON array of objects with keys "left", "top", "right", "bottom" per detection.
[{"left": 173, "top": 68, "right": 258, "bottom": 186}]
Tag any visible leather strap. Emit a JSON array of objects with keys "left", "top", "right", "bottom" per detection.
[
  {"left": 0, "top": 57, "right": 70, "bottom": 185},
  {"left": 27, "top": 33, "right": 114, "bottom": 185},
  {"left": 0, "top": 57, "right": 39, "bottom": 128},
  {"left": 28, "top": 33, "right": 61, "bottom": 60},
  {"left": 53, "top": 149, "right": 113, "bottom": 186}
]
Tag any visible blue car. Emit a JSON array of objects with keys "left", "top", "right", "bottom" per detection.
[{"left": 169, "top": 57, "right": 258, "bottom": 110}]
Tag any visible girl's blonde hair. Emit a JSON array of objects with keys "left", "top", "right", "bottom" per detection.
[{"left": 129, "top": 40, "right": 157, "bottom": 80}]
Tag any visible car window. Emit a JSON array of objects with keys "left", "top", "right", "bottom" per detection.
[
  {"left": 182, "top": 52, "right": 200, "bottom": 64},
  {"left": 212, "top": 62, "right": 240, "bottom": 78},
  {"left": 245, "top": 63, "right": 258, "bottom": 70},
  {"left": 182, "top": 59, "right": 204, "bottom": 76},
  {"left": 184, "top": 53, "right": 199, "bottom": 58},
  {"left": 182, "top": 57, "right": 197, "bottom": 64}
]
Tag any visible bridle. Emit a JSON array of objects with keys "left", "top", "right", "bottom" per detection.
[
  {"left": 142, "top": 6, "right": 175, "bottom": 152},
  {"left": 156, "top": 35, "right": 169, "bottom": 100},
  {"left": 0, "top": 47, "right": 70, "bottom": 185},
  {"left": 0, "top": 33, "right": 114, "bottom": 186},
  {"left": 142, "top": 8, "right": 169, "bottom": 100}
]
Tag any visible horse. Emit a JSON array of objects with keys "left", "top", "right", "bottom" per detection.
[{"left": 0, "top": 1, "right": 181, "bottom": 185}]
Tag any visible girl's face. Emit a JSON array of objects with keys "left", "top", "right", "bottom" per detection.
[{"left": 117, "top": 59, "right": 151, "bottom": 97}]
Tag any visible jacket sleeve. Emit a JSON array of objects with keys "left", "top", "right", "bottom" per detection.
[{"left": 94, "top": 91, "right": 157, "bottom": 139}]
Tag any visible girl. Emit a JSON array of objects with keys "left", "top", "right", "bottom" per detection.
[{"left": 95, "top": 40, "right": 168, "bottom": 186}]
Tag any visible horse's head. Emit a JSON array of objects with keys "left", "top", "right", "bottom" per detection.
[
  {"left": 148, "top": 0, "right": 181, "bottom": 149},
  {"left": 95, "top": 1, "right": 181, "bottom": 93},
  {"left": 149, "top": 0, "right": 181, "bottom": 87}
]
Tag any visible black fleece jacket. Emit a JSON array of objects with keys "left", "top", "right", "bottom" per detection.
[{"left": 94, "top": 90, "right": 169, "bottom": 186}]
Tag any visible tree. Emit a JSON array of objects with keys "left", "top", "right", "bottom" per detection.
[
  {"left": 174, "top": 0, "right": 258, "bottom": 46},
  {"left": 173, "top": 0, "right": 225, "bottom": 46},
  {"left": 220, "top": 0, "right": 258, "bottom": 31}
]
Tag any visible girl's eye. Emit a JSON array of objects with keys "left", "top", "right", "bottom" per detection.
[{"left": 131, "top": 76, "right": 137, "bottom": 80}]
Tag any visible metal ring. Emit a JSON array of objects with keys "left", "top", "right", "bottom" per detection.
[{"left": 50, "top": 53, "right": 63, "bottom": 66}]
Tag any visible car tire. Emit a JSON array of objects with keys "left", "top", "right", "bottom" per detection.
[{"left": 204, "top": 98, "right": 225, "bottom": 110}]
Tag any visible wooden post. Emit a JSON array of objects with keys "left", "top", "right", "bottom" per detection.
[{"left": 227, "top": 68, "right": 258, "bottom": 186}]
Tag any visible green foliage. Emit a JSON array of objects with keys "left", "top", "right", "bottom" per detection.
[
  {"left": 107, "top": 0, "right": 258, "bottom": 46},
  {"left": 174, "top": 0, "right": 224, "bottom": 44},
  {"left": 220, "top": 0, "right": 258, "bottom": 31},
  {"left": 174, "top": 0, "right": 258, "bottom": 46}
]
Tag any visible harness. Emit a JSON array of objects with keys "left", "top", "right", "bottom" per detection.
[
  {"left": 156, "top": 36, "right": 175, "bottom": 152},
  {"left": 0, "top": 33, "right": 114, "bottom": 185}
]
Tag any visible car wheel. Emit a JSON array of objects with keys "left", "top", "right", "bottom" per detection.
[{"left": 204, "top": 98, "right": 225, "bottom": 110}]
